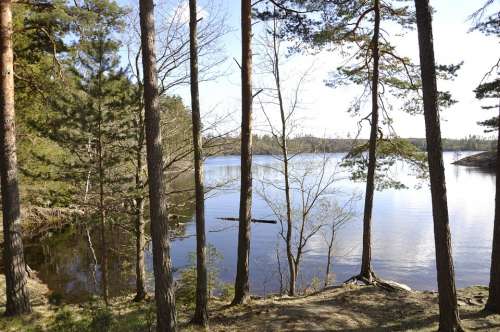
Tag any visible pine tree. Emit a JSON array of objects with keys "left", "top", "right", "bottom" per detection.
[
  {"left": 470, "top": 0, "right": 500, "bottom": 314},
  {"left": 1, "top": 0, "right": 31, "bottom": 315},
  {"left": 414, "top": 0, "right": 463, "bottom": 330},
  {"left": 255, "top": 0, "right": 432, "bottom": 284},
  {"left": 189, "top": 0, "right": 209, "bottom": 325},
  {"left": 31, "top": 0, "right": 133, "bottom": 305},
  {"left": 139, "top": 0, "right": 178, "bottom": 329},
  {"left": 233, "top": 0, "right": 254, "bottom": 306}
]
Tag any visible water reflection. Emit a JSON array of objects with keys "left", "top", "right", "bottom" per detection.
[{"left": 25, "top": 152, "right": 496, "bottom": 302}]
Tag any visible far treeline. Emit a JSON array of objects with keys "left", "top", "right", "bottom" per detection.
[{"left": 216, "top": 135, "right": 496, "bottom": 155}]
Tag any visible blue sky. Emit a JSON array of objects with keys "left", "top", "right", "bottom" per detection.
[{"left": 120, "top": 0, "right": 499, "bottom": 139}]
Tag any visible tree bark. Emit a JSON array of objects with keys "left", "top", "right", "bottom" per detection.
[
  {"left": 0, "top": 0, "right": 31, "bottom": 316},
  {"left": 134, "top": 196, "right": 146, "bottom": 302},
  {"left": 134, "top": 107, "right": 146, "bottom": 302},
  {"left": 189, "top": 0, "right": 208, "bottom": 326},
  {"left": 414, "top": 1, "right": 463, "bottom": 330},
  {"left": 486, "top": 98, "right": 500, "bottom": 313},
  {"left": 139, "top": 0, "right": 177, "bottom": 330},
  {"left": 360, "top": 0, "right": 380, "bottom": 282},
  {"left": 325, "top": 228, "right": 335, "bottom": 288},
  {"left": 95, "top": 35, "right": 109, "bottom": 306},
  {"left": 233, "top": 0, "right": 253, "bottom": 305},
  {"left": 97, "top": 100, "right": 109, "bottom": 306}
]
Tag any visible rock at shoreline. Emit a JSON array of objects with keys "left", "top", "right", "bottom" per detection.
[{"left": 453, "top": 151, "right": 496, "bottom": 168}]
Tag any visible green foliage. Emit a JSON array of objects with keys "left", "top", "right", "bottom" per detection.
[
  {"left": 12, "top": 1, "right": 77, "bottom": 206},
  {"left": 89, "top": 307, "right": 115, "bottom": 332},
  {"left": 24, "top": 0, "right": 136, "bottom": 216},
  {"left": 475, "top": 78, "right": 500, "bottom": 132},
  {"left": 175, "top": 244, "right": 223, "bottom": 309},
  {"left": 342, "top": 138, "right": 428, "bottom": 190},
  {"left": 50, "top": 308, "right": 89, "bottom": 332}
]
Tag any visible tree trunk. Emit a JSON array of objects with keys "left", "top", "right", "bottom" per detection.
[
  {"left": 134, "top": 107, "right": 146, "bottom": 302},
  {"left": 486, "top": 98, "right": 500, "bottom": 313},
  {"left": 189, "top": 0, "right": 208, "bottom": 326},
  {"left": 134, "top": 197, "right": 146, "bottom": 302},
  {"left": 0, "top": 0, "right": 31, "bottom": 316},
  {"left": 232, "top": 0, "right": 253, "bottom": 305},
  {"left": 414, "top": 1, "right": 463, "bottom": 330},
  {"left": 139, "top": 0, "right": 177, "bottom": 330},
  {"left": 360, "top": 0, "right": 380, "bottom": 282},
  {"left": 270, "top": 16, "right": 295, "bottom": 297},
  {"left": 97, "top": 115, "right": 109, "bottom": 306},
  {"left": 99, "top": 197, "right": 109, "bottom": 305},
  {"left": 325, "top": 228, "right": 335, "bottom": 288}
]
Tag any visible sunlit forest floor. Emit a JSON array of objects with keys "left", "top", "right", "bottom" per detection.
[{"left": 1, "top": 275, "right": 500, "bottom": 331}]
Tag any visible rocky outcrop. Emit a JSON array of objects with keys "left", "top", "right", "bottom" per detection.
[{"left": 452, "top": 151, "right": 496, "bottom": 168}]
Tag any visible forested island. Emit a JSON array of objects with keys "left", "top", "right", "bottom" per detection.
[{"left": 1, "top": 0, "right": 499, "bottom": 332}]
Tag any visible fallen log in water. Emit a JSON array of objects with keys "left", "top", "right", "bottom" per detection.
[{"left": 217, "top": 217, "right": 277, "bottom": 224}]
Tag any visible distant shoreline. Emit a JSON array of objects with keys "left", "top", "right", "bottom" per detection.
[{"left": 211, "top": 136, "right": 495, "bottom": 156}]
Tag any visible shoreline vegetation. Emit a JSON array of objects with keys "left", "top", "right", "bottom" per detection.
[
  {"left": 211, "top": 135, "right": 496, "bottom": 156},
  {"left": 1, "top": 275, "right": 499, "bottom": 331}
]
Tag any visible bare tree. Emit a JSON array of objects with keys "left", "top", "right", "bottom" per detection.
[
  {"left": 1, "top": 0, "right": 31, "bottom": 316},
  {"left": 321, "top": 198, "right": 356, "bottom": 288},
  {"left": 125, "top": 0, "right": 229, "bottom": 303},
  {"left": 127, "top": 0, "right": 228, "bottom": 96},
  {"left": 256, "top": 14, "right": 309, "bottom": 295},
  {"left": 259, "top": 155, "right": 338, "bottom": 294},
  {"left": 189, "top": 0, "right": 208, "bottom": 326},
  {"left": 414, "top": 0, "right": 463, "bottom": 330},
  {"left": 139, "top": 0, "right": 177, "bottom": 330},
  {"left": 232, "top": 0, "right": 253, "bottom": 305}
]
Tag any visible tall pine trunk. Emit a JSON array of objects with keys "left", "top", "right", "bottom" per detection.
[
  {"left": 97, "top": 111, "right": 109, "bottom": 306},
  {"left": 189, "top": 0, "right": 208, "bottom": 326},
  {"left": 486, "top": 98, "right": 500, "bottom": 313},
  {"left": 414, "top": 1, "right": 463, "bottom": 330},
  {"left": 134, "top": 196, "right": 146, "bottom": 301},
  {"left": 134, "top": 108, "right": 146, "bottom": 302},
  {"left": 139, "top": 0, "right": 177, "bottom": 330},
  {"left": 360, "top": 0, "right": 380, "bottom": 282},
  {"left": 0, "top": 0, "right": 31, "bottom": 316},
  {"left": 233, "top": 0, "right": 253, "bottom": 305}
]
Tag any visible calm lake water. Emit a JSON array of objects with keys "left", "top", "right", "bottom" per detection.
[{"left": 24, "top": 151, "right": 496, "bottom": 303}]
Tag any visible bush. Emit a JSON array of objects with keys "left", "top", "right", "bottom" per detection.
[
  {"left": 176, "top": 244, "right": 224, "bottom": 308},
  {"left": 50, "top": 308, "right": 87, "bottom": 332},
  {"left": 89, "top": 307, "right": 115, "bottom": 332}
]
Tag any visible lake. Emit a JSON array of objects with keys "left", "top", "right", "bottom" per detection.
[{"left": 24, "top": 151, "right": 496, "bottom": 303}]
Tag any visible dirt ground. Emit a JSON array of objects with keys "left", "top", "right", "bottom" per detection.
[{"left": 198, "top": 285, "right": 500, "bottom": 331}]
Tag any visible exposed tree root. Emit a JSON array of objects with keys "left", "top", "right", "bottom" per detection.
[{"left": 343, "top": 272, "right": 410, "bottom": 292}]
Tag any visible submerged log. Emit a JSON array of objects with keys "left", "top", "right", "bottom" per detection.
[{"left": 217, "top": 217, "right": 277, "bottom": 224}]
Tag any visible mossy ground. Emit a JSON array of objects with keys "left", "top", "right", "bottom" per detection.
[{"left": 1, "top": 276, "right": 500, "bottom": 331}]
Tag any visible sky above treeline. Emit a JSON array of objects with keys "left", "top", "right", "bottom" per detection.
[{"left": 119, "top": 0, "right": 500, "bottom": 139}]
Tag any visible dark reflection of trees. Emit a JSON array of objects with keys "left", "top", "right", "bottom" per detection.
[{"left": 23, "top": 176, "right": 195, "bottom": 303}]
